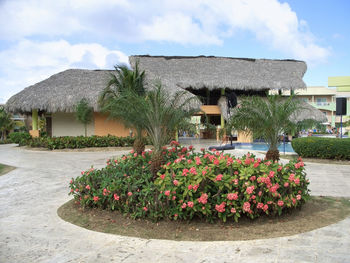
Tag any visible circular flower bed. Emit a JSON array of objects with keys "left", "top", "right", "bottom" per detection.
[{"left": 69, "top": 142, "right": 310, "bottom": 222}]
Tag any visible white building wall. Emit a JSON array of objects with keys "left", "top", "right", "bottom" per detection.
[{"left": 52, "top": 112, "right": 94, "bottom": 137}]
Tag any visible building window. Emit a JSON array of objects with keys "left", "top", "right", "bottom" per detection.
[{"left": 316, "top": 98, "right": 328, "bottom": 106}]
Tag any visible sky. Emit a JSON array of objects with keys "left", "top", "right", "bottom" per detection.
[{"left": 0, "top": 0, "right": 349, "bottom": 103}]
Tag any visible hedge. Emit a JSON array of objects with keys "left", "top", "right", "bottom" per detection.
[
  {"left": 8, "top": 132, "right": 32, "bottom": 144},
  {"left": 292, "top": 137, "right": 350, "bottom": 160},
  {"left": 21, "top": 135, "right": 135, "bottom": 150},
  {"left": 70, "top": 142, "right": 310, "bottom": 222}
]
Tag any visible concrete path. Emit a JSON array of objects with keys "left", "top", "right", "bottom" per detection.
[{"left": 0, "top": 144, "right": 349, "bottom": 263}]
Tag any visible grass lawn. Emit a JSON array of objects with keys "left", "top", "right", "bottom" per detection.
[
  {"left": 58, "top": 196, "right": 350, "bottom": 241},
  {"left": 0, "top": 163, "right": 15, "bottom": 176}
]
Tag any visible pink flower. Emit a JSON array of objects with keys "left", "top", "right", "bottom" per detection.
[
  {"left": 69, "top": 180, "right": 73, "bottom": 184},
  {"left": 278, "top": 200, "right": 284, "bottom": 207},
  {"left": 174, "top": 213, "right": 178, "bottom": 217},
  {"left": 172, "top": 196, "right": 176, "bottom": 200},
  {"left": 200, "top": 148, "right": 205, "bottom": 152},
  {"left": 253, "top": 162, "right": 259, "bottom": 168},
  {"left": 250, "top": 176, "right": 256, "bottom": 181},
  {"left": 263, "top": 204, "right": 268, "bottom": 212},
  {"left": 233, "top": 179, "right": 238, "bottom": 185},
  {"left": 227, "top": 193, "right": 238, "bottom": 201},
  {"left": 213, "top": 159, "right": 220, "bottom": 165},
  {"left": 292, "top": 198, "right": 296, "bottom": 204},
  {"left": 245, "top": 158, "right": 251, "bottom": 165},
  {"left": 257, "top": 202, "right": 264, "bottom": 209},
  {"left": 188, "top": 185, "right": 193, "bottom": 190},
  {"left": 294, "top": 178, "right": 300, "bottom": 185},
  {"left": 93, "top": 196, "right": 99, "bottom": 202},
  {"left": 189, "top": 167, "right": 197, "bottom": 175},
  {"left": 198, "top": 193, "right": 208, "bottom": 204},
  {"left": 187, "top": 159, "right": 192, "bottom": 164},
  {"left": 164, "top": 190, "right": 170, "bottom": 196},
  {"left": 127, "top": 192, "right": 133, "bottom": 196},
  {"left": 160, "top": 174, "right": 166, "bottom": 179},
  {"left": 269, "top": 171, "right": 275, "bottom": 178},
  {"left": 246, "top": 185, "right": 255, "bottom": 195},
  {"left": 243, "top": 202, "right": 251, "bottom": 212},
  {"left": 215, "top": 202, "right": 226, "bottom": 213},
  {"left": 231, "top": 208, "right": 236, "bottom": 213},
  {"left": 85, "top": 185, "right": 91, "bottom": 190},
  {"left": 234, "top": 171, "right": 238, "bottom": 175},
  {"left": 216, "top": 174, "right": 223, "bottom": 181},
  {"left": 143, "top": 206, "right": 148, "bottom": 212},
  {"left": 187, "top": 201, "right": 194, "bottom": 208},
  {"left": 173, "top": 180, "right": 179, "bottom": 186},
  {"left": 193, "top": 184, "right": 199, "bottom": 191},
  {"left": 195, "top": 156, "right": 202, "bottom": 165},
  {"left": 113, "top": 194, "right": 120, "bottom": 200},
  {"left": 296, "top": 194, "right": 301, "bottom": 200},
  {"left": 277, "top": 166, "right": 282, "bottom": 172},
  {"left": 258, "top": 191, "right": 262, "bottom": 196},
  {"left": 182, "top": 168, "right": 189, "bottom": 176},
  {"left": 181, "top": 203, "right": 187, "bottom": 209},
  {"left": 202, "top": 170, "right": 207, "bottom": 176}
]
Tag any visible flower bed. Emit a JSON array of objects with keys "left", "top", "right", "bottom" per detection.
[{"left": 69, "top": 142, "right": 310, "bottom": 222}]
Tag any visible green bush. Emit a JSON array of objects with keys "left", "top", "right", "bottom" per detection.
[
  {"left": 69, "top": 143, "right": 310, "bottom": 222},
  {"left": 292, "top": 137, "right": 350, "bottom": 160},
  {"left": 8, "top": 132, "right": 31, "bottom": 144},
  {"left": 26, "top": 135, "right": 135, "bottom": 150}
]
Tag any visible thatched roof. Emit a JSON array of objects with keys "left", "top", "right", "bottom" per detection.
[
  {"left": 130, "top": 55, "right": 307, "bottom": 92},
  {"left": 6, "top": 55, "right": 307, "bottom": 113},
  {"left": 6, "top": 69, "right": 115, "bottom": 113}
]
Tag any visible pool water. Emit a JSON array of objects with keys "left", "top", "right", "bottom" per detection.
[{"left": 231, "top": 142, "right": 295, "bottom": 153}]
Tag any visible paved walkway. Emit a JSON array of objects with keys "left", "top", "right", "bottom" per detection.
[{"left": 0, "top": 144, "right": 349, "bottom": 263}]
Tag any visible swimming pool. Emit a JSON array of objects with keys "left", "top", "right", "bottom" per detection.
[{"left": 231, "top": 142, "right": 295, "bottom": 153}]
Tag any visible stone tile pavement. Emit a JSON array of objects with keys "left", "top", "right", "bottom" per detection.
[{"left": 0, "top": 144, "right": 349, "bottom": 263}]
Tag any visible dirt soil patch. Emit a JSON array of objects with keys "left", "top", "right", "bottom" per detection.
[
  {"left": 0, "top": 163, "right": 16, "bottom": 176},
  {"left": 58, "top": 196, "right": 350, "bottom": 241}
]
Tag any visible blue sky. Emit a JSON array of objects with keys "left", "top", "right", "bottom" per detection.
[{"left": 0, "top": 0, "right": 349, "bottom": 103}]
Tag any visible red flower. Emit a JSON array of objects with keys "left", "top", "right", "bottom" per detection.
[
  {"left": 187, "top": 201, "right": 194, "bottom": 208},
  {"left": 164, "top": 190, "right": 170, "bottom": 196},
  {"left": 143, "top": 207, "right": 148, "bottom": 212},
  {"left": 216, "top": 174, "right": 223, "bottom": 181},
  {"left": 198, "top": 193, "right": 208, "bottom": 204},
  {"left": 278, "top": 200, "right": 284, "bottom": 207},
  {"left": 85, "top": 185, "right": 91, "bottom": 190},
  {"left": 173, "top": 180, "right": 179, "bottom": 186},
  {"left": 160, "top": 174, "right": 166, "bottom": 180},
  {"left": 93, "top": 196, "right": 99, "bottom": 202},
  {"left": 243, "top": 202, "right": 250, "bottom": 212},
  {"left": 227, "top": 193, "right": 238, "bottom": 201},
  {"left": 127, "top": 192, "right": 133, "bottom": 196},
  {"left": 113, "top": 194, "right": 120, "bottom": 200}
]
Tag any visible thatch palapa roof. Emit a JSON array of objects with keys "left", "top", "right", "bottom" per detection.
[
  {"left": 6, "top": 69, "right": 115, "bottom": 113},
  {"left": 7, "top": 55, "right": 308, "bottom": 114},
  {"left": 129, "top": 55, "right": 307, "bottom": 92}
]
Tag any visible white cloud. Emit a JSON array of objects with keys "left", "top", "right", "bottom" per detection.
[
  {"left": 0, "top": 0, "right": 330, "bottom": 63},
  {"left": 0, "top": 39, "right": 128, "bottom": 103},
  {"left": 0, "top": 0, "right": 332, "bottom": 102}
]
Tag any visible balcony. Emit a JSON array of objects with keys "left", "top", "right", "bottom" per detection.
[{"left": 310, "top": 102, "right": 336, "bottom": 111}]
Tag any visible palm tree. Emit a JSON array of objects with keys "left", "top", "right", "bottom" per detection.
[
  {"left": 127, "top": 83, "right": 199, "bottom": 175},
  {"left": 229, "top": 95, "right": 302, "bottom": 161},
  {"left": 99, "top": 63, "right": 146, "bottom": 154},
  {"left": 0, "top": 107, "right": 15, "bottom": 141}
]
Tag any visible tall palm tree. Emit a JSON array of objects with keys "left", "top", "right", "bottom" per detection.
[
  {"left": 99, "top": 63, "right": 146, "bottom": 154},
  {"left": 229, "top": 95, "right": 302, "bottom": 161}
]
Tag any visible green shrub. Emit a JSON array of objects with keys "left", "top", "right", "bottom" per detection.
[
  {"left": 25, "top": 135, "right": 135, "bottom": 150},
  {"left": 292, "top": 137, "right": 350, "bottom": 160},
  {"left": 69, "top": 143, "right": 310, "bottom": 222},
  {"left": 8, "top": 132, "right": 31, "bottom": 144}
]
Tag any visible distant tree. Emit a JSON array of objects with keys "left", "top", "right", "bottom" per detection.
[
  {"left": 75, "top": 98, "right": 93, "bottom": 137},
  {"left": 0, "top": 106, "right": 15, "bottom": 141}
]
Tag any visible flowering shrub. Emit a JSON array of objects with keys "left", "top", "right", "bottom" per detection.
[{"left": 69, "top": 142, "right": 310, "bottom": 222}]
